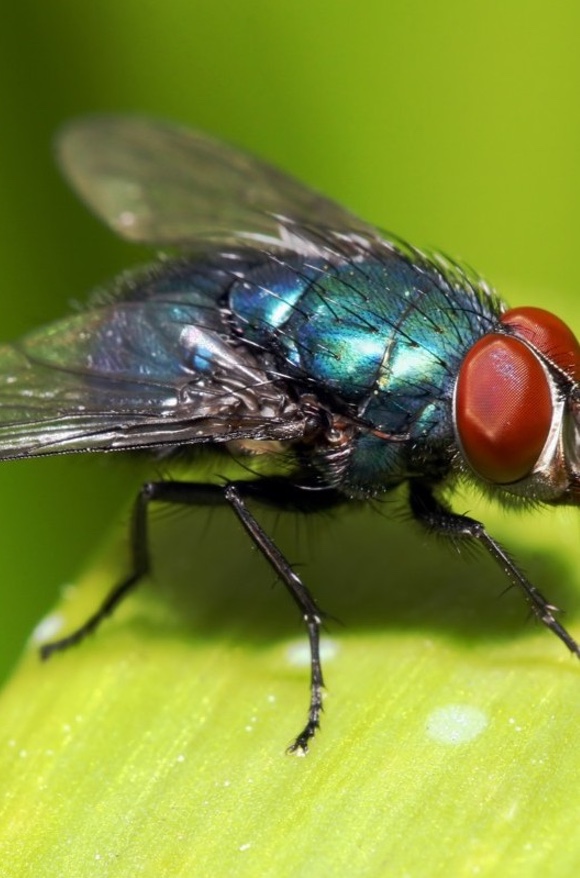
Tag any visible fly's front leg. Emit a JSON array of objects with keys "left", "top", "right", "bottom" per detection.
[{"left": 409, "top": 481, "right": 580, "bottom": 658}]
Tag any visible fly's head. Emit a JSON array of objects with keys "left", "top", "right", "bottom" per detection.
[{"left": 452, "top": 306, "right": 580, "bottom": 506}]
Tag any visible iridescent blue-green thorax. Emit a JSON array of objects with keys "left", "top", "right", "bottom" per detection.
[{"left": 228, "top": 244, "right": 503, "bottom": 493}]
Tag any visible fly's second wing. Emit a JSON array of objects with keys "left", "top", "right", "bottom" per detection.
[
  {"left": 56, "top": 115, "right": 379, "bottom": 247},
  {"left": 0, "top": 295, "right": 306, "bottom": 459}
]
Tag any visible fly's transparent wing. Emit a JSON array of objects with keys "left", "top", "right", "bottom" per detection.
[
  {"left": 56, "top": 115, "right": 378, "bottom": 246},
  {"left": 0, "top": 299, "right": 306, "bottom": 460},
  {"left": 0, "top": 116, "right": 375, "bottom": 461}
]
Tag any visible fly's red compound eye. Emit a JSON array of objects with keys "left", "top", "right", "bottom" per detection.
[
  {"left": 500, "top": 306, "right": 580, "bottom": 382},
  {"left": 455, "top": 334, "right": 552, "bottom": 484}
]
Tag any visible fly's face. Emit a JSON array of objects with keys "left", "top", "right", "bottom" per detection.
[
  {"left": 453, "top": 305, "right": 580, "bottom": 503},
  {"left": 566, "top": 387, "right": 580, "bottom": 497}
]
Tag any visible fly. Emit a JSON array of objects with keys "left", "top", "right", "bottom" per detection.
[{"left": 3, "top": 115, "right": 580, "bottom": 753}]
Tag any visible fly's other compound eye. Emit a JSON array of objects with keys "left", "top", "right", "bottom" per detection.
[
  {"left": 500, "top": 306, "right": 580, "bottom": 383},
  {"left": 455, "top": 334, "right": 552, "bottom": 484}
]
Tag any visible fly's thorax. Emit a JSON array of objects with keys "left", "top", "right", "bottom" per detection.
[
  {"left": 293, "top": 393, "right": 458, "bottom": 496},
  {"left": 227, "top": 246, "right": 501, "bottom": 409},
  {"left": 225, "top": 245, "right": 505, "bottom": 495},
  {"left": 452, "top": 306, "right": 580, "bottom": 505},
  {"left": 336, "top": 402, "right": 458, "bottom": 496}
]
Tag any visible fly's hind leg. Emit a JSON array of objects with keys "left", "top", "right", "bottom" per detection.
[
  {"left": 40, "top": 478, "right": 331, "bottom": 753},
  {"left": 40, "top": 480, "right": 167, "bottom": 660}
]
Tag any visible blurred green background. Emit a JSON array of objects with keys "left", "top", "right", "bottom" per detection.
[{"left": 0, "top": 0, "right": 579, "bottom": 685}]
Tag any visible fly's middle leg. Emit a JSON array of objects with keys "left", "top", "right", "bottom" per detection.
[
  {"left": 40, "top": 478, "right": 327, "bottom": 753},
  {"left": 223, "top": 483, "right": 326, "bottom": 754}
]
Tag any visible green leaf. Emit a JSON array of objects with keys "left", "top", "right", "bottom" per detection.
[{"left": 0, "top": 494, "right": 579, "bottom": 876}]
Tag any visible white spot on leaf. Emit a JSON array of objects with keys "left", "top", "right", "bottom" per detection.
[{"left": 426, "top": 704, "right": 488, "bottom": 745}]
